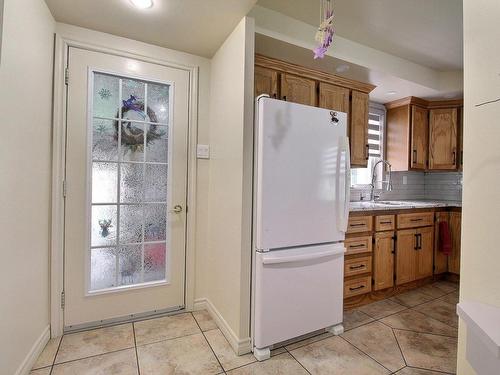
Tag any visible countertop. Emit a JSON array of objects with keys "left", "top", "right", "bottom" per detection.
[{"left": 349, "top": 200, "right": 462, "bottom": 212}]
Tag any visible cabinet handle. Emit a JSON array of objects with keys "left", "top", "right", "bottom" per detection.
[
  {"left": 414, "top": 233, "right": 422, "bottom": 250},
  {"left": 453, "top": 151, "right": 456, "bottom": 165},
  {"left": 413, "top": 150, "right": 417, "bottom": 164},
  {"left": 349, "top": 264, "right": 365, "bottom": 270},
  {"left": 365, "top": 144, "right": 369, "bottom": 160},
  {"left": 350, "top": 223, "right": 366, "bottom": 227},
  {"left": 461, "top": 151, "right": 463, "bottom": 166},
  {"left": 349, "top": 285, "right": 365, "bottom": 291},
  {"left": 349, "top": 244, "right": 365, "bottom": 248},
  {"left": 380, "top": 221, "right": 392, "bottom": 224},
  {"left": 410, "top": 218, "right": 423, "bottom": 222}
]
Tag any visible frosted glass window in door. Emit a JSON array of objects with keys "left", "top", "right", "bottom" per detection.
[{"left": 89, "top": 72, "right": 171, "bottom": 292}]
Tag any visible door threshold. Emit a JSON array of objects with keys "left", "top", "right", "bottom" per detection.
[{"left": 64, "top": 305, "right": 185, "bottom": 334}]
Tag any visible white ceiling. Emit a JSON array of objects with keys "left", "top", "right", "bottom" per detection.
[
  {"left": 256, "top": 0, "right": 463, "bottom": 71},
  {"left": 44, "top": 0, "right": 257, "bottom": 57}
]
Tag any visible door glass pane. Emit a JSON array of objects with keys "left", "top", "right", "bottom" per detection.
[
  {"left": 144, "top": 243, "right": 166, "bottom": 282},
  {"left": 146, "top": 125, "right": 168, "bottom": 163},
  {"left": 91, "top": 248, "right": 117, "bottom": 290},
  {"left": 89, "top": 72, "right": 171, "bottom": 292},
  {"left": 92, "top": 119, "right": 118, "bottom": 161},
  {"left": 93, "top": 74, "right": 120, "bottom": 119}
]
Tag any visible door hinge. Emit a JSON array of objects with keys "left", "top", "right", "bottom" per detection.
[
  {"left": 62, "top": 180, "right": 67, "bottom": 198},
  {"left": 65, "top": 68, "right": 69, "bottom": 85},
  {"left": 61, "top": 291, "right": 65, "bottom": 309}
]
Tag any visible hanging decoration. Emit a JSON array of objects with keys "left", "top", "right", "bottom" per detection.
[
  {"left": 313, "top": 0, "right": 335, "bottom": 59},
  {"left": 114, "top": 95, "right": 166, "bottom": 153}
]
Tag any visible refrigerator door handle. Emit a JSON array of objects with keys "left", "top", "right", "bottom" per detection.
[
  {"left": 262, "top": 248, "right": 345, "bottom": 265},
  {"left": 337, "top": 136, "right": 351, "bottom": 233}
]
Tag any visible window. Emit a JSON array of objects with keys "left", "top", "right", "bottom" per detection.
[{"left": 350, "top": 103, "right": 386, "bottom": 186}]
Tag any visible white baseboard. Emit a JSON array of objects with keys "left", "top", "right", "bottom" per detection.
[
  {"left": 15, "top": 325, "right": 50, "bottom": 375},
  {"left": 194, "top": 298, "right": 252, "bottom": 355}
]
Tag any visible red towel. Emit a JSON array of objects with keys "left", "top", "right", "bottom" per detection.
[{"left": 439, "top": 221, "right": 452, "bottom": 256}]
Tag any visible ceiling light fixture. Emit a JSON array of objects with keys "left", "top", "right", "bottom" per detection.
[
  {"left": 130, "top": 0, "right": 153, "bottom": 9},
  {"left": 386, "top": 91, "right": 397, "bottom": 96}
]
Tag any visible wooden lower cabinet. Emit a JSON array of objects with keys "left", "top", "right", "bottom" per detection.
[
  {"left": 373, "top": 231, "right": 395, "bottom": 291},
  {"left": 448, "top": 212, "right": 461, "bottom": 274},
  {"left": 434, "top": 211, "right": 449, "bottom": 274},
  {"left": 396, "top": 226, "right": 434, "bottom": 285},
  {"left": 415, "top": 226, "right": 434, "bottom": 279},
  {"left": 396, "top": 229, "right": 416, "bottom": 285}
]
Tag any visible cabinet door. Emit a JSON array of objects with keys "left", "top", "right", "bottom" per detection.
[
  {"left": 255, "top": 66, "right": 279, "bottom": 98},
  {"left": 448, "top": 212, "right": 461, "bottom": 274},
  {"left": 373, "top": 232, "right": 395, "bottom": 291},
  {"left": 350, "top": 91, "right": 369, "bottom": 167},
  {"left": 429, "top": 108, "right": 458, "bottom": 170},
  {"left": 434, "top": 212, "right": 449, "bottom": 274},
  {"left": 415, "top": 226, "right": 434, "bottom": 280},
  {"left": 280, "top": 73, "right": 316, "bottom": 106},
  {"left": 318, "top": 82, "right": 349, "bottom": 114},
  {"left": 459, "top": 107, "right": 464, "bottom": 171},
  {"left": 410, "top": 105, "right": 429, "bottom": 170},
  {"left": 396, "top": 229, "right": 416, "bottom": 285}
]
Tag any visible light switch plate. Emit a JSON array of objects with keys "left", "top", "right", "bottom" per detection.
[
  {"left": 196, "top": 144, "right": 210, "bottom": 159},
  {"left": 402, "top": 175, "right": 407, "bottom": 185}
]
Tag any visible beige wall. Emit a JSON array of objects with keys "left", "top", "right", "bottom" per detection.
[
  {"left": 0, "top": 0, "right": 55, "bottom": 374},
  {"left": 196, "top": 16, "right": 254, "bottom": 343},
  {"left": 458, "top": 1, "right": 500, "bottom": 374}
]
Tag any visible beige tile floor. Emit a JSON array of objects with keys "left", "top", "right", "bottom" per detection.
[{"left": 31, "top": 281, "right": 459, "bottom": 374}]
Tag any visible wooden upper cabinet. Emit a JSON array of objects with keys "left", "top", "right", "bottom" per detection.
[
  {"left": 429, "top": 108, "right": 458, "bottom": 170},
  {"left": 410, "top": 106, "right": 429, "bottom": 169},
  {"left": 280, "top": 73, "right": 316, "bottom": 106},
  {"left": 350, "top": 91, "right": 369, "bottom": 167},
  {"left": 254, "top": 66, "right": 278, "bottom": 98},
  {"left": 318, "top": 82, "right": 350, "bottom": 114},
  {"left": 373, "top": 231, "right": 395, "bottom": 291}
]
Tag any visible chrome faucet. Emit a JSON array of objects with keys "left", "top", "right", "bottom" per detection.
[{"left": 370, "top": 159, "right": 393, "bottom": 201}]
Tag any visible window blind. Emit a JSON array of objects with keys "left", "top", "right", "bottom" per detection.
[{"left": 368, "top": 113, "right": 382, "bottom": 158}]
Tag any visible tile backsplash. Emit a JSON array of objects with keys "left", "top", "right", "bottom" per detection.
[{"left": 351, "top": 171, "right": 462, "bottom": 202}]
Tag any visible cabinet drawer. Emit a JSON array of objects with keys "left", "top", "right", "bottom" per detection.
[
  {"left": 375, "top": 215, "right": 395, "bottom": 231},
  {"left": 344, "top": 236, "right": 372, "bottom": 255},
  {"left": 397, "top": 212, "right": 434, "bottom": 229},
  {"left": 344, "top": 276, "right": 372, "bottom": 298},
  {"left": 347, "top": 216, "right": 373, "bottom": 234},
  {"left": 344, "top": 256, "right": 372, "bottom": 277}
]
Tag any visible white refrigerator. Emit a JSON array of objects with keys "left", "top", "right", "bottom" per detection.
[{"left": 252, "top": 96, "right": 350, "bottom": 360}]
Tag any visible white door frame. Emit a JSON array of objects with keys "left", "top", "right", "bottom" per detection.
[{"left": 50, "top": 33, "right": 199, "bottom": 337}]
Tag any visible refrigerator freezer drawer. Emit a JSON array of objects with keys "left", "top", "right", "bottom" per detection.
[{"left": 254, "top": 243, "right": 345, "bottom": 349}]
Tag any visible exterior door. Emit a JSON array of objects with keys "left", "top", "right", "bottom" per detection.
[{"left": 64, "top": 47, "right": 189, "bottom": 329}]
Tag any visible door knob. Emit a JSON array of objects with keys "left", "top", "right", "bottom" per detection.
[{"left": 171, "top": 205, "right": 183, "bottom": 213}]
